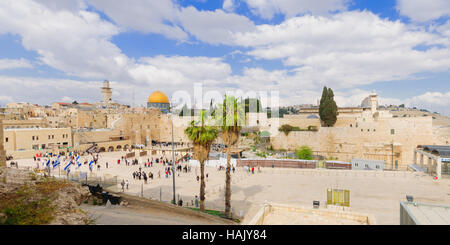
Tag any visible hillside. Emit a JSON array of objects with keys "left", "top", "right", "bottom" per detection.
[{"left": 0, "top": 167, "right": 92, "bottom": 225}]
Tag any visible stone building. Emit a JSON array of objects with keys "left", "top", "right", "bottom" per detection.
[{"left": 269, "top": 92, "right": 438, "bottom": 170}]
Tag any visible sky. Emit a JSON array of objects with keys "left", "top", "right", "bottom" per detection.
[{"left": 0, "top": 0, "right": 449, "bottom": 115}]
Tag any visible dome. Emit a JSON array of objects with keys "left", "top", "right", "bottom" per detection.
[
  {"left": 148, "top": 91, "right": 169, "bottom": 104},
  {"left": 361, "top": 96, "right": 371, "bottom": 108}
]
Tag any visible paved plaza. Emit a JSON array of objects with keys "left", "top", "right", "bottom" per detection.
[{"left": 11, "top": 151, "right": 450, "bottom": 225}]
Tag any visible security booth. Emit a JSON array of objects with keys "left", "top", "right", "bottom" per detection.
[{"left": 351, "top": 158, "right": 385, "bottom": 171}]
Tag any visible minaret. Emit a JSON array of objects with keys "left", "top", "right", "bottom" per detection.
[
  {"left": 0, "top": 115, "right": 6, "bottom": 167},
  {"left": 101, "top": 80, "right": 113, "bottom": 104},
  {"left": 370, "top": 90, "right": 378, "bottom": 113}
]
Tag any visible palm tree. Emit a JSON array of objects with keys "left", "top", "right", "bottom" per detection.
[
  {"left": 184, "top": 110, "right": 218, "bottom": 212},
  {"left": 214, "top": 95, "right": 245, "bottom": 218}
]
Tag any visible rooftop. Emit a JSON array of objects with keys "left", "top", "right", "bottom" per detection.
[
  {"left": 418, "top": 145, "right": 450, "bottom": 158},
  {"left": 401, "top": 202, "right": 450, "bottom": 225}
]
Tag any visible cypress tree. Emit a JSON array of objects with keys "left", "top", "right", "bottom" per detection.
[{"left": 319, "top": 86, "right": 338, "bottom": 127}]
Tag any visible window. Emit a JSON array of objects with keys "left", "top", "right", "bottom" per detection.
[
  {"left": 36, "top": 136, "right": 39, "bottom": 140},
  {"left": 355, "top": 163, "right": 358, "bottom": 167},
  {"left": 365, "top": 164, "right": 369, "bottom": 168},
  {"left": 361, "top": 129, "right": 363, "bottom": 132},
  {"left": 5, "top": 137, "right": 8, "bottom": 143},
  {"left": 391, "top": 129, "right": 395, "bottom": 135},
  {"left": 374, "top": 129, "right": 376, "bottom": 132},
  {"left": 350, "top": 124, "right": 352, "bottom": 127},
  {"left": 367, "top": 129, "right": 370, "bottom": 132},
  {"left": 32, "top": 136, "right": 35, "bottom": 140},
  {"left": 52, "top": 135, "right": 54, "bottom": 139},
  {"left": 376, "top": 165, "right": 379, "bottom": 169}
]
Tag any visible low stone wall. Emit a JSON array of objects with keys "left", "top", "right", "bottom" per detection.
[
  {"left": 237, "top": 159, "right": 317, "bottom": 168},
  {"left": 248, "top": 203, "right": 376, "bottom": 225}
]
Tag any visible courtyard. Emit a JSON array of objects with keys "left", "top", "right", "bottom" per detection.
[{"left": 11, "top": 151, "right": 450, "bottom": 225}]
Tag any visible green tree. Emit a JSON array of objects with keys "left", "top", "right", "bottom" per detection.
[
  {"left": 214, "top": 95, "right": 245, "bottom": 218},
  {"left": 184, "top": 110, "right": 218, "bottom": 212},
  {"left": 319, "top": 86, "right": 338, "bottom": 127},
  {"left": 295, "top": 145, "right": 313, "bottom": 160}
]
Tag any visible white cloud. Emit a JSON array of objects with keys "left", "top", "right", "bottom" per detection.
[
  {"left": 0, "top": 58, "right": 33, "bottom": 70},
  {"left": 0, "top": 95, "right": 14, "bottom": 107},
  {"left": 60, "top": 96, "right": 74, "bottom": 103},
  {"left": 396, "top": 0, "right": 450, "bottom": 22},
  {"left": 87, "top": 0, "right": 188, "bottom": 40},
  {"left": 178, "top": 7, "right": 256, "bottom": 44},
  {"left": 0, "top": 0, "right": 131, "bottom": 80},
  {"left": 223, "top": 0, "right": 237, "bottom": 12},
  {"left": 233, "top": 11, "right": 450, "bottom": 89},
  {"left": 242, "top": 0, "right": 349, "bottom": 20},
  {"left": 407, "top": 92, "right": 450, "bottom": 106}
]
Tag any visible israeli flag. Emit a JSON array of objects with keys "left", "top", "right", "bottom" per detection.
[
  {"left": 89, "top": 160, "right": 94, "bottom": 167},
  {"left": 64, "top": 161, "right": 71, "bottom": 171},
  {"left": 53, "top": 160, "right": 60, "bottom": 169},
  {"left": 53, "top": 155, "right": 61, "bottom": 169},
  {"left": 45, "top": 159, "right": 51, "bottom": 167}
]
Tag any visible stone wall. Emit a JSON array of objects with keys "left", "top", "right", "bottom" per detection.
[
  {"left": 0, "top": 117, "right": 5, "bottom": 166},
  {"left": 270, "top": 116, "right": 435, "bottom": 169}
]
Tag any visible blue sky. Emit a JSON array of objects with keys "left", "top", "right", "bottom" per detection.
[{"left": 0, "top": 0, "right": 449, "bottom": 115}]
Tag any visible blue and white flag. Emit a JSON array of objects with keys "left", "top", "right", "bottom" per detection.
[
  {"left": 45, "top": 159, "right": 50, "bottom": 167},
  {"left": 53, "top": 155, "right": 61, "bottom": 169},
  {"left": 64, "top": 161, "right": 71, "bottom": 171},
  {"left": 53, "top": 160, "right": 60, "bottom": 169},
  {"left": 76, "top": 158, "right": 82, "bottom": 169},
  {"left": 89, "top": 160, "right": 94, "bottom": 168}
]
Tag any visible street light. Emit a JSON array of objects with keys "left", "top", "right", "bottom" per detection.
[{"left": 168, "top": 102, "right": 180, "bottom": 205}]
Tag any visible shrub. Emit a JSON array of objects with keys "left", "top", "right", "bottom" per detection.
[
  {"left": 295, "top": 145, "right": 313, "bottom": 160},
  {"left": 278, "top": 124, "right": 300, "bottom": 136}
]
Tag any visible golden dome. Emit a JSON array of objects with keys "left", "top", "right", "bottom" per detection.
[{"left": 148, "top": 91, "right": 169, "bottom": 104}]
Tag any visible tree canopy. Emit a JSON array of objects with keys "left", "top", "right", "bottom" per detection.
[{"left": 319, "top": 86, "right": 338, "bottom": 127}]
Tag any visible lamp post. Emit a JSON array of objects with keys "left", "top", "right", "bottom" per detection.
[
  {"left": 168, "top": 103, "right": 179, "bottom": 205},
  {"left": 171, "top": 111, "right": 176, "bottom": 204}
]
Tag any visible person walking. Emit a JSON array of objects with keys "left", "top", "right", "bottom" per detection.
[
  {"left": 143, "top": 172, "right": 148, "bottom": 184},
  {"left": 121, "top": 180, "right": 125, "bottom": 192},
  {"left": 126, "top": 180, "right": 129, "bottom": 190},
  {"left": 106, "top": 162, "right": 108, "bottom": 168},
  {"left": 195, "top": 196, "right": 199, "bottom": 208}
]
